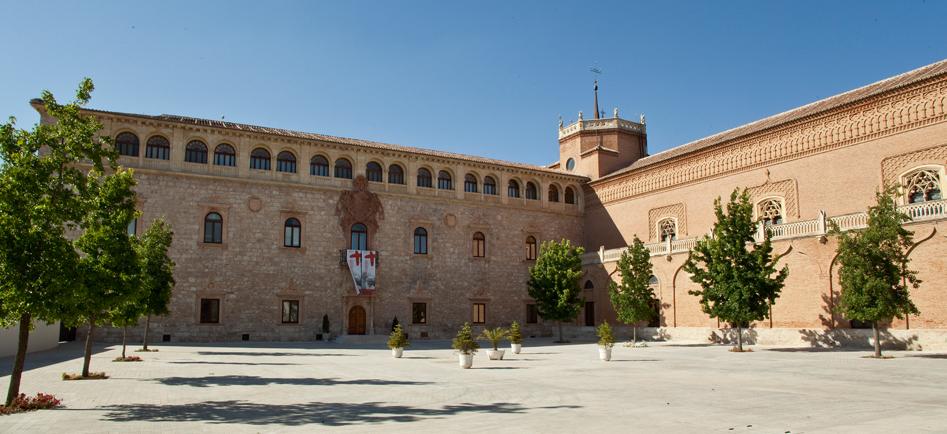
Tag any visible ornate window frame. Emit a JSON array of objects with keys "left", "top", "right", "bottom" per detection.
[
  {"left": 899, "top": 165, "right": 945, "bottom": 205},
  {"left": 656, "top": 217, "right": 678, "bottom": 242},
  {"left": 755, "top": 196, "right": 786, "bottom": 226}
]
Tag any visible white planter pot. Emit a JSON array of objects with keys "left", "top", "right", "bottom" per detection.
[
  {"left": 391, "top": 348, "right": 403, "bottom": 358},
  {"left": 487, "top": 349, "right": 505, "bottom": 360},
  {"left": 459, "top": 353, "right": 474, "bottom": 369},
  {"left": 599, "top": 346, "right": 612, "bottom": 361},
  {"left": 511, "top": 343, "right": 522, "bottom": 354}
]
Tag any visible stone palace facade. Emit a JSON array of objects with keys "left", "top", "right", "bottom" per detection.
[{"left": 37, "top": 59, "right": 947, "bottom": 345}]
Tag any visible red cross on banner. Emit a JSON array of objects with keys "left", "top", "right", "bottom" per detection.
[{"left": 345, "top": 250, "right": 377, "bottom": 295}]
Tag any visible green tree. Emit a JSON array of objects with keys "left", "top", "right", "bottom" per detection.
[
  {"left": 527, "top": 239, "right": 585, "bottom": 343},
  {"left": 135, "top": 219, "right": 175, "bottom": 351},
  {"left": 832, "top": 185, "right": 920, "bottom": 358},
  {"left": 0, "top": 79, "right": 115, "bottom": 405},
  {"left": 70, "top": 168, "right": 140, "bottom": 377},
  {"left": 682, "top": 189, "right": 788, "bottom": 352},
  {"left": 608, "top": 236, "right": 656, "bottom": 344}
]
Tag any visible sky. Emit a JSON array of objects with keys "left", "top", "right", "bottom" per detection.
[{"left": 2, "top": 0, "right": 946, "bottom": 166}]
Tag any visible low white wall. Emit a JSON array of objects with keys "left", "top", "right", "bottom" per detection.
[{"left": 0, "top": 321, "right": 60, "bottom": 358}]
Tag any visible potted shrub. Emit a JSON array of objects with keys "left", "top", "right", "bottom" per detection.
[
  {"left": 479, "top": 327, "right": 509, "bottom": 360},
  {"left": 597, "top": 322, "right": 615, "bottom": 361},
  {"left": 322, "top": 314, "right": 332, "bottom": 341},
  {"left": 508, "top": 321, "right": 523, "bottom": 354},
  {"left": 388, "top": 324, "right": 409, "bottom": 358},
  {"left": 452, "top": 322, "right": 479, "bottom": 369}
]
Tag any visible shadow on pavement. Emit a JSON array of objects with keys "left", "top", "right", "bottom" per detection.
[
  {"left": 167, "top": 361, "right": 302, "bottom": 366},
  {"left": 196, "top": 351, "right": 353, "bottom": 357},
  {"left": 151, "top": 375, "right": 435, "bottom": 387}
]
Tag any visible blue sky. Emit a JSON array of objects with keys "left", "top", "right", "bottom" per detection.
[{"left": 2, "top": 0, "right": 945, "bottom": 166}]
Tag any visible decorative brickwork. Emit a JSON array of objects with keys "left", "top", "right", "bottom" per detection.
[{"left": 648, "top": 203, "right": 686, "bottom": 242}]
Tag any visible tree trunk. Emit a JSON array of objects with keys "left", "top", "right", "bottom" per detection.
[
  {"left": 557, "top": 321, "right": 563, "bottom": 343},
  {"left": 873, "top": 321, "right": 882, "bottom": 358},
  {"left": 142, "top": 314, "right": 151, "bottom": 351},
  {"left": 82, "top": 318, "right": 95, "bottom": 377},
  {"left": 121, "top": 326, "right": 127, "bottom": 359},
  {"left": 5, "top": 313, "right": 32, "bottom": 406},
  {"left": 633, "top": 326, "right": 637, "bottom": 344},
  {"left": 736, "top": 325, "right": 744, "bottom": 352}
]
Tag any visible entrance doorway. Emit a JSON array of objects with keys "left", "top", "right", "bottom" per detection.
[
  {"left": 584, "top": 302, "right": 595, "bottom": 326},
  {"left": 348, "top": 305, "right": 367, "bottom": 335}
]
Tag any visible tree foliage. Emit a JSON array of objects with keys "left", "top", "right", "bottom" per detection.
[
  {"left": 608, "top": 236, "right": 656, "bottom": 342},
  {"left": 682, "top": 189, "right": 788, "bottom": 351},
  {"left": 134, "top": 219, "right": 175, "bottom": 350},
  {"left": 832, "top": 185, "right": 920, "bottom": 357},
  {"left": 527, "top": 239, "right": 585, "bottom": 342}
]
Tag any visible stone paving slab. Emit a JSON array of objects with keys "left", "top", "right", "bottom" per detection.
[{"left": 0, "top": 340, "right": 945, "bottom": 433}]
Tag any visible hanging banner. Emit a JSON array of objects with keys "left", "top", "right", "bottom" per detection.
[{"left": 345, "top": 250, "right": 377, "bottom": 295}]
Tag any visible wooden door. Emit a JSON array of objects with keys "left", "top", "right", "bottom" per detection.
[
  {"left": 584, "top": 302, "right": 595, "bottom": 326},
  {"left": 348, "top": 305, "right": 367, "bottom": 335}
]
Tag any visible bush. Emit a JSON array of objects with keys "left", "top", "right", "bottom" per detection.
[
  {"left": 508, "top": 321, "right": 523, "bottom": 344},
  {"left": 597, "top": 322, "right": 615, "bottom": 349},
  {"left": 113, "top": 355, "right": 142, "bottom": 362},
  {"left": 387, "top": 324, "right": 409, "bottom": 349},
  {"left": 0, "top": 393, "right": 61, "bottom": 415},
  {"left": 479, "top": 327, "right": 508, "bottom": 351},
  {"left": 62, "top": 372, "right": 108, "bottom": 380},
  {"left": 452, "top": 322, "right": 479, "bottom": 355}
]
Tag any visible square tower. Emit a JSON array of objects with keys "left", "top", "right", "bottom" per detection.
[{"left": 555, "top": 109, "right": 648, "bottom": 180}]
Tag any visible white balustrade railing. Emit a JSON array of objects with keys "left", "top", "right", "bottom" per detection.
[
  {"left": 829, "top": 213, "right": 868, "bottom": 231},
  {"left": 901, "top": 200, "right": 946, "bottom": 221}
]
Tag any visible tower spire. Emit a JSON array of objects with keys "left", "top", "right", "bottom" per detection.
[{"left": 593, "top": 80, "right": 600, "bottom": 120}]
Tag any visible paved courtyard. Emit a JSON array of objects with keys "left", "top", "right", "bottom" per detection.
[{"left": 0, "top": 338, "right": 945, "bottom": 433}]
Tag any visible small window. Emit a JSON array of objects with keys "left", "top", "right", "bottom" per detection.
[
  {"left": 565, "top": 158, "right": 575, "bottom": 171},
  {"left": 483, "top": 176, "right": 497, "bottom": 195},
  {"left": 648, "top": 275, "right": 659, "bottom": 287},
  {"left": 145, "top": 136, "right": 171, "bottom": 160},
  {"left": 334, "top": 158, "right": 353, "bottom": 179},
  {"left": 472, "top": 303, "right": 486, "bottom": 324},
  {"left": 417, "top": 168, "right": 433, "bottom": 188},
  {"left": 250, "top": 148, "right": 271, "bottom": 170},
  {"left": 437, "top": 171, "right": 453, "bottom": 190},
  {"left": 200, "top": 298, "right": 220, "bottom": 324},
  {"left": 214, "top": 144, "right": 236, "bottom": 167},
  {"left": 508, "top": 180, "right": 520, "bottom": 198},
  {"left": 526, "top": 304, "right": 538, "bottom": 324},
  {"left": 658, "top": 218, "right": 677, "bottom": 242},
  {"left": 904, "top": 169, "right": 942, "bottom": 203},
  {"left": 185, "top": 140, "right": 208, "bottom": 164},
  {"left": 284, "top": 218, "right": 301, "bottom": 248},
  {"left": 464, "top": 174, "right": 478, "bottom": 193},
  {"left": 277, "top": 151, "right": 297, "bottom": 173},
  {"left": 281, "top": 300, "right": 299, "bottom": 324},
  {"left": 413, "top": 227, "right": 428, "bottom": 255},
  {"left": 204, "top": 212, "right": 223, "bottom": 244},
  {"left": 525, "top": 236, "right": 537, "bottom": 260},
  {"left": 388, "top": 164, "right": 405, "bottom": 184},
  {"left": 472, "top": 232, "right": 485, "bottom": 258},
  {"left": 351, "top": 223, "right": 368, "bottom": 250},
  {"left": 412, "top": 302, "right": 427, "bottom": 324},
  {"left": 758, "top": 198, "right": 784, "bottom": 226},
  {"left": 366, "top": 162, "right": 383, "bottom": 182},
  {"left": 525, "top": 182, "right": 538, "bottom": 200},
  {"left": 584, "top": 280, "right": 594, "bottom": 289},
  {"left": 548, "top": 185, "right": 560, "bottom": 202},
  {"left": 115, "top": 132, "right": 139, "bottom": 157},
  {"left": 127, "top": 218, "right": 137, "bottom": 236},
  {"left": 310, "top": 155, "right": 329, "bottom": 177},
  {"left": 565, "top": 187, "right": 576, "bottom": 204}
]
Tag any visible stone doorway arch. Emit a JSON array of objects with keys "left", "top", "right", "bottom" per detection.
[{"left": 348, "top": 305, "right": 367, "bottom": 335}]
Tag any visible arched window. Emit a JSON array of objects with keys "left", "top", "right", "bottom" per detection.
[
  {"left": 658, "top": 218, "right": 677, "bottom": 242},
  {"left": 277, "top": 151, "right": 297, "bottom": 173},
  {"left": 284, "top": 218, "right": 301, "bottom": 248},
  {"left": 115, "top": 132, "right": 139, "bottom": 157},
  {"left": 483, "top": 176, "right": 497, "bottom": 195},
  {"left": 185, "top": 140, "right": 208, "bottom": 164},
  {"left": 310, "top": 155, "right": 329, "bottom": 176},
  {"left": 464, "top": 174, "right": 478, "bottom": 193},
  {"left": 413, "top": 227, "right": 428, "bottom": 255},
  {"left": 203, "top": 212, "right": 223, "bottom": 244},
  {"left": 508, "top": 180, "right": 521, "bottom": 198},
  {"left": 584, "top": 280, "right": 594, "bottom": 289},
  {"left": 758, "top": 198, "right": 784, "bottom": 226},
  {"left": 648, "top": 275, "right": 659, "bottom": 288},
  {"left": 417, "top": 168, "right": 433, "bottom": 188},
  {"left": 250, "top": 148, "right": 271, "bottom": 170},
  {"left": 214, "top": 144, "right": 236, "bottom": 167},
  {"left": 525, "top": 236, "right": 537, "bottom": 260},
  {"left": 904, "top": 168, "right": 942, "bottom": 203},
  {"left": 350, "top": 223, "right": 368, "bottom": 250},
  {"left": 472, "top": 232, "right": 485, "bottom": 258},
  {"left": 145, "top": 136, "right": 170, "bottom": 160},
  {"left": 437, "top": 171, "right": 453, "bottom": 190},
  {"left": 548, "top": 185, "right": 560, "bottom": 202},
  {"left": 334, "top": 158, "right": 353, "bottom": 179},
  {"left": 565, "top": 186, "right": 576, "bottom": 204},
  {"left": 525, "top": 182, "right": 538, "bottom": 200},
  {"left": 366, "top": 162, "right": 383, "bottom": 182},
  {"left": 388, "top": 164, "right": 405, "bottom": 184}
]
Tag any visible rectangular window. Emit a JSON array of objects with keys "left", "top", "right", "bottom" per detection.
[
  {"left": 472, "top": 303, "right": 486, "bottom": 324},
  {"left": 483, "top": 183, "right": 497, "bottom": 195},
  {"left": 127, "top": 219, "right": 137, "bottom": 236},
  {"left": 412, "top": 302, "right": 427, "bottom": 324},
  {"left": 464, "top": 180, "right": 477, "bottom": 193},
  {"left": 526, "top": 304, "right": 538, "bottom": 324},
  {"left": 200, "top": 298, "right": 220, "bottom": 324},
  {"left": 282, "top": 300, "right": 299, "bottom": 324}
]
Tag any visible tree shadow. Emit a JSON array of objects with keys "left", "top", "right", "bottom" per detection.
[
  {"left": 708, "top": 327, "right": 759, "bottom": 345},
  {"left": 167, "top": 361, "right": 302, "bottom": 366},
  {"left": 196, "top": 351, "right": 352, "bottom": 357},
  {"left": 401, "top": 356, "right": 436, "bottom": 360},
  {"left": 474, "top": 366, "right": 524, "bottom": 370},
  {"left": 151, "top": 375, "right": 434, "bottom": 388},
  {"left": 609, "top": 359, "right": 659, "bottom": 362},
  {"left": 796, "top": 327, "right": 920, "bottom": 351},
  {"left": 97, "top": 400, "right": 582, "bottom": 426},
  {"left": 0, "top": 341, "right": 106, "bottom": 373},
  {"left": 907, "top": 354, "right": 947, "bottom": 359}
]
